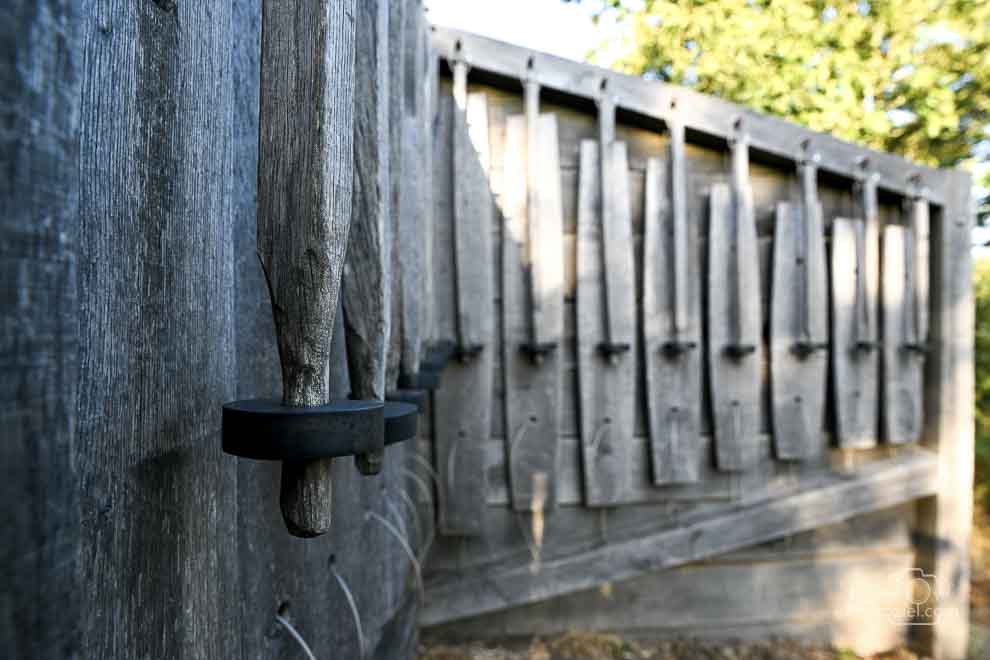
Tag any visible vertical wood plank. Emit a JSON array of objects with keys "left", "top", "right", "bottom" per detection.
[
  {"left": 576, "top": 140, "right": 637, "bottom": 505},
  {"left": 386, "top": 0, "right": 407, "bottom": 390},
  {"left": 434, "top": 86, "right": 495, "bottom": 534},
  {"left": 257, "top": 0, "right": 357, "bottom": 536},
  {"left": 2, "top": 1, "right": 82, "bottom": 656},
  {"left": 502, "top": 113, "right": 563, "bottom": 512},
  {"left": 708, "top": 182, "right": 763, "bottom": 471},
  {"left": 597, "top": 84, "right": 634, "bottom": 353},
  {"left": 643, "top": 150, "right": 703, "bottom": 484},
  {"left": 831, "top": 217, "right": 879, "bottom": 448},
  {"left": 881, "top": 224, "right": 922, "bottom": 445},
  {"left": 915, "top": 171, "right": 973, "bottom": 660},
  {"left": 770, "top": 199, "right": 828, "bottom": 461}
]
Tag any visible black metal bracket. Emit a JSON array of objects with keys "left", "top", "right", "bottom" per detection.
[
  {"left": 222, "top": 399, "right": 417, "bottom": 463},
  {"left": 597, "top": 342, "right": 631, "bottom": 358},
  {"left": 724, "top": 343, "right": 756, "bottom": 359},
  {"left": 854, "top": 340, "right": 880, "bottom": 353},
  {"left": 791, "top": 340, "right": 829, "bottom": 358},
  {"left": 901, "top": 341, "right": 929, "bottom": 355},
  {"left": 661, "top": 340, "right": 697, "bottom": 357},
  {"left": 519, "top": 341, "right": 557, "bottom": 364},
  {"left": 454, "top": 343, "right": 485, "bottom": 362},
  {"left": 386, "top": 388, "right": 428, "bottom": 414}
]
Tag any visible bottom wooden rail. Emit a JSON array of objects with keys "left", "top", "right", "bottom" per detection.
[{"left": 421, "top": 447, "right": 938, "bottom": 625}]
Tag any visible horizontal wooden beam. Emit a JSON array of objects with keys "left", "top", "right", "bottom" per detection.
[
  {"left": 421, "top": 447, "right": 938, "bottom": 625},
  {"left": 431, "top": 27, "right": 949, "bottom": 205}
]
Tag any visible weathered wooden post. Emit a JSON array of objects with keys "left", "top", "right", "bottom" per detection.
[
  {"left": 344, "top": 0, "right": 391, "bottom": 475},
  {"left": 256, "top": 0, "right": 357, "bottom": 537},
  {"left": 222, "top": 0, "right": 415, "bottom": 538}
]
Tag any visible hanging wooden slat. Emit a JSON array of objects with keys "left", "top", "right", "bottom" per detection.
[
  {"left": 576, "top": 139, "right": 636, "bottom": 506},
  {"left": 596, "top": 81, "right": 634, "bottom": 359},
  {"left": 831, "top": 217, "right": 879, "bottom": 449},
  {"left": 643, "top": 117, "right": 702, "bottom": 484},
  {"left": 433, "top": 57, "right": 495, "bottom": 535},
  {"left": 909, "top": 186, "right": 931, "bottom": 347},
  {"left": 881, "top": 223, "right": 923, "bottom": 444},
  {"left": 502, "top": 101, "right": 564, "bottom": 512},
  {"left": 770, "top": 196, "right": 827, "bottom": 461},
  {"left": 708, "top": 167, "right": 762, "bottom": 471}
]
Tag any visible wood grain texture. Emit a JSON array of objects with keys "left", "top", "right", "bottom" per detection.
[
  {"left": 831, "top": 218, "right": 880, "bottom": 449},
  {"left": 433, "top": 85, "right": 496, "bottom": 535},
  {"left": 385, "top": 0, "right": 407, "bottom": 389},
  {"left": 76, "top": 0, "right": 240, "bottom": 655},
  {"left": 881, "top": 225, "right": 923, "bottom": 445},
  {"left": 2, "top": 1, "right": 82, "bottom": 656},
  {"left": 256, "top": 0, "right": 357, "bottom": 536},
  {"left": 344, "top": 0, "right": 390, "bottom": 402},
  {"left": 708, "top": 182, "right": 763, "bottom": 471},
  {"left": 770, "top": 201, "right": 828, "bottom": 460},
  {"left": 915, "top": 171, "right": 974, "bottom": 660},
  {"left": 502, "top": 113, "right": 564, "bottom": 512},
  {"left": 421, "top": 448, "right": 938, "bottom": 625},
  {"left": 576, "top": 140, "right": 637, "bottom": 505},
  {"left": 643, "top": 128, "right": 703, "bottom": 484}
]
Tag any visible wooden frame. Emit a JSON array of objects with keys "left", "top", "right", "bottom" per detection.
[{"left": 429, "top": 28, "right": 974, "bottom": 659}]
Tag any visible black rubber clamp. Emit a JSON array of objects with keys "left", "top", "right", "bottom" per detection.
[
  {"left": 386, "top": 388, "right": 428, "bottom": 413},
  {"left": 661, "top": 340, "right": 697, "bottom": 357},
  {"left": 222, "top": 399, "right": 417, "bottom": 461},
  {"left": 724, "top": 343, "right": 757, "bottom": 358}
]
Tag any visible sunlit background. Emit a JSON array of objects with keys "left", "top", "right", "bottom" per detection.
[{"left": 424, "top": 0, "right": 990, "bottom": 247}]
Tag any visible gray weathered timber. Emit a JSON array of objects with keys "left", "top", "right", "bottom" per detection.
[
  {"left": 2, "top": 1, "right": 82, "bottom": 656},
  {"left": 430, "top": 28, "right": 949, "bottom": 204},
  {"left": 421, "top": 16, "right": 439, "bottom": 351},
  {"left": 257, "top": 0, "right": 357, "bottom": 537},
  {"left": 881, "top": 225, "right": 923, "bottom": 445},
  {"left": 708, "top": 179, "right": 763, "bottom": 472},
  {"left": 831, "top": 217, "right": 880, "bottom": 449},
  {"left": 399, "top": 113, "right": 426, "bottom": 379},
  {"left": 915, "top": 171, "right": 974, "bottom": 660},
  {"left": 433, "top": 83, "right": 496, "bottom": 535},
  {"left": 386, "top": 0, "right": 407, "bottom": 390},
  {"left": 344, "top": 0, "right": 391, "bottom": 474},
  {"left": 502, "top": 112, "right": 564, "bottom": 512},
  {"left": 76, "top": 0, "right": 240, "bottom": 655},
  {"left": 420, "top": 447, "right": 938, "bottom": 625},
  {"left": 597, "top": 86, "right": 635, "bottom": 354},
  {"left": 576, "top": 140, "right": 637, "bottom": 505},
  {"left": 770, "top": 201, "right": 827, "bottom": 460},
  {"left": 643, "top": 122, "right": 703, "bottom": 484}
]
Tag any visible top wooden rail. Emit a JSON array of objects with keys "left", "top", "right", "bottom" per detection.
[{"left": 431, "top": 27, "right": 949, "bottom": 206}]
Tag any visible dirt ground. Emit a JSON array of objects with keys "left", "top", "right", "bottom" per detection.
[{"left": 418, "top": 503, "right": 990, "bottom": 660}]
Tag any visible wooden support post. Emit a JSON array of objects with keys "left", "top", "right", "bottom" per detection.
[
  {"left": 257, "top": 0, "right": 356, "bottom": 537},
  {"left": 915, "top": 170, "right": 973, "bottom": 660},
  {"left": 344, "top": 0, "right": 391, "bottom": 475}
]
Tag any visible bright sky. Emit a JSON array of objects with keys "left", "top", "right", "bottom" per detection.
[{"left": 424, "top": 0, "right": 621, "bottom": 64}]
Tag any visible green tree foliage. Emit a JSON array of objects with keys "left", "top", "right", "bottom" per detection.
[
  {"left": 975, "top": 257, "right": 990, "bottom": 502},
  {"left": 574, "top": 0, "right": 989, "bottom": 217}
]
